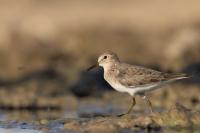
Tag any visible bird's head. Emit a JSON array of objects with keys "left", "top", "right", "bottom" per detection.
[{"left": 87, "top": 51, "right": 120, "bottom": 71}]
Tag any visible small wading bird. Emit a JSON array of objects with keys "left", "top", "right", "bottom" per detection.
[{"left": 88, "top": 51, "right": 189, "bottom": 116}]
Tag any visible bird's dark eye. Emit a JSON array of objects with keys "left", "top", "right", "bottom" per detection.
[{"left": 104, "top": 56, "right": 107, "bottom": 59}]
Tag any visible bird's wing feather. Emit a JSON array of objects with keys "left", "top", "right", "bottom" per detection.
[{"left": 116, "top": 63, "right": 188, "bottom": 88}]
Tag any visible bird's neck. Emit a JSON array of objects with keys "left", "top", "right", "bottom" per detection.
[{"left": 103, "top": 62, "right": 119, "bottom": 73}]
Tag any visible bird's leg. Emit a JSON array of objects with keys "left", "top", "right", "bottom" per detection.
[
  {"left": 117, "top": 97, "right": 136, "bottom": 117},
  {"left": 143, "top": 95, "right": 153, "bottom": 113}
]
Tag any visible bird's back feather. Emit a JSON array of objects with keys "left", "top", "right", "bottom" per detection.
[{"left": 112, "top": 63, "right": 189, "bottom": 88}]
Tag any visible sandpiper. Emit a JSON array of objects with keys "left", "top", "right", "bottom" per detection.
[{"left": 88, "top": 51, "right": 189, "bottom": 116}]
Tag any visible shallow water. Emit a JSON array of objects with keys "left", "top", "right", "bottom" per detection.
[
  {"left": 0, "top": 92, "right": 199, "bottom": 133},
  {"left": 0, "top": 128, "right": 43, "bottom": 133},
  {"left": 0, "top": 108, "right": 198, "bottom": 133}
]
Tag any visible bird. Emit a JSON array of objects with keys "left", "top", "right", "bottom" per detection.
[{"left": 88, "top": 51, "right": 189, "bottom": 116}]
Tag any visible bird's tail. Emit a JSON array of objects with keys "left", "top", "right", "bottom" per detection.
[{"left": 166, "top": 73, "right": 191, "bottom": 80}]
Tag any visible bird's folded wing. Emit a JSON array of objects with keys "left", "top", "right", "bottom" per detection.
[{"left": 116, "top": 63, "right": 188, "bottom": 88}]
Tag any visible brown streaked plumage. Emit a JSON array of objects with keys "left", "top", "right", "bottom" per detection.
[
  {"left": 109, "top": 63, "right": 188, "bottom": 88},
  {"left": 88, "top": 51, "right": 189, "bottom": 116}
]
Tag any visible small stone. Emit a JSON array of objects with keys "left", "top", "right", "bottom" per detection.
[{"left": 40, "top": 119, "right": 49, "bottom": 125}]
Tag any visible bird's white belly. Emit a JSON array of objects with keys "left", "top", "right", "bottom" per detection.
[
  {"left": 109, "top": 82, "right": 129, "bottom": 92},
  {"left": 108, "top": 81, "right": 159, "bottom": 96},
  {"left": 108, "top": 82, "right": 136, "bottom": 95}
]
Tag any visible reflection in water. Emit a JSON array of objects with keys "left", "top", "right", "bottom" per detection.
[
  {"left": 0, "top": 128, "right": 43, "bottom": 133},
  {"left": 0, "top": 110, "right": 64, "bottom": 121}
]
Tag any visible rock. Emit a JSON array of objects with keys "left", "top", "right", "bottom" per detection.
[
  {"left": 192, "top": 111, "right": 200, "bottom": 127},
  {"left": 63, "top": 117, "right": 133, "bottom": 133},
  {"left": 151, "top": 103, "right": 198, "bottom": 128},
  {"left": 182, "top": 63, "right": 200, "bottom": 84},
  {"left": 70, "top": 67, "right": 112, "bottom": 97},
  {"left": 40, "top": 119, "right": 49, "bottom": 125}
]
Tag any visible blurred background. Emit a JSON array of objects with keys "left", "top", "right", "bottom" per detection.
[{"left": 0, "top": 0, "right": 200, "bottom": 128}]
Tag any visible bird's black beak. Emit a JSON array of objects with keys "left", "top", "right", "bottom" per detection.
[{"left": 87, "top": 63, "right": 99, "bottom": 71}]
